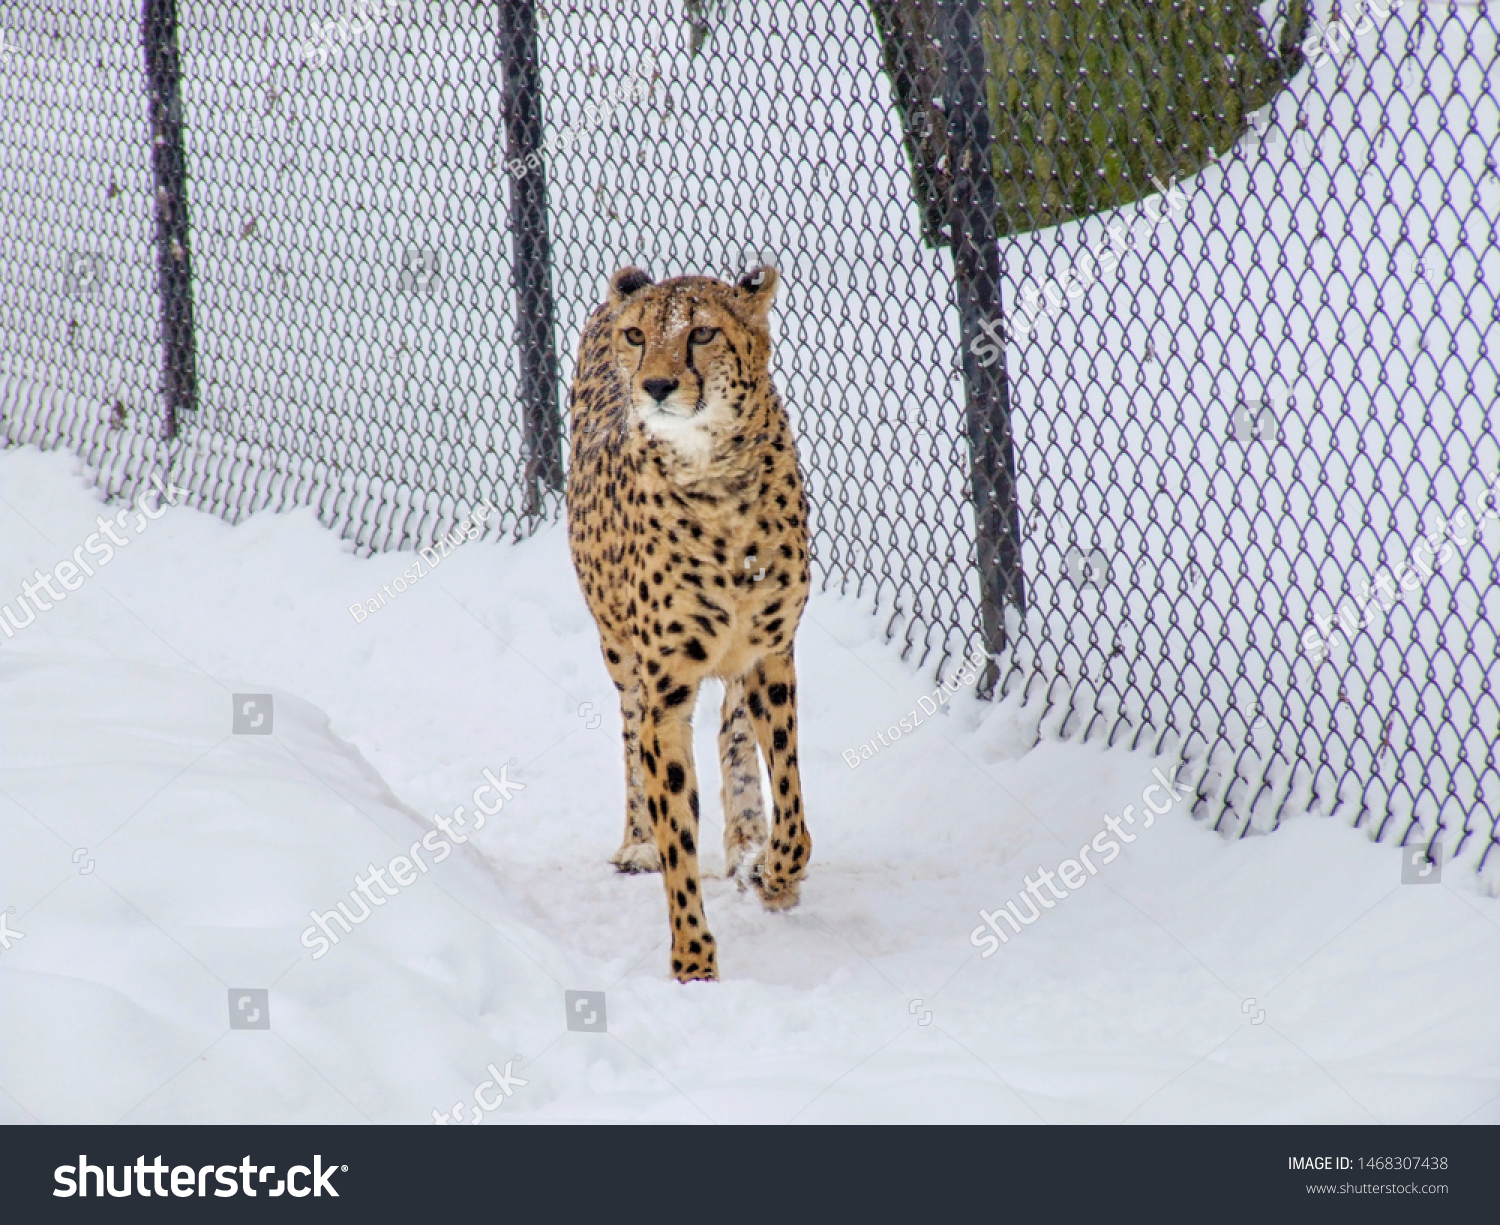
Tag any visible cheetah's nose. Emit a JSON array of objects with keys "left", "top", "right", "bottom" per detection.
[{"left": 642, "top": 378, "right": 679, "bottom": 403}]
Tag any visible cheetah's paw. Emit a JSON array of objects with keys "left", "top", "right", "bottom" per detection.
[
  {"left": 672, "top": 960, "right": 719, "bottom": 984},
  {"left": 747, "top": 852, "right": 802, "bottom": 911},
  {"left": 726, "top": 838, "right": 764, "bottom": 885},
  {"left": 610, "top": 842, "right": 661, "bottom": 874}
]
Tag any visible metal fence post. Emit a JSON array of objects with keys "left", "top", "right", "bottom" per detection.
[
  {"left": 141, "top": 0, "right": 198, "bottom": 440},
  {"left": 497, "top": 0, "right": 565, "bottom": 513},
  {"left": 940, "top": 0, "right": 1025, "bottom": 691}
]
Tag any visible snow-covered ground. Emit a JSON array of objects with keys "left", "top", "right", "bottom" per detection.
[{"left": 2, "top": 443, "right": 1496, "bottom": 1124}]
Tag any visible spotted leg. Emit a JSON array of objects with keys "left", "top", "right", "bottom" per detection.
[
  {"left": 602, "top": 644, "right": 658, "bottom": 873},
  {"left": 640, "top": 675, "right": 717, "bottom": 981},
  {"left": 743, "top": 650, "right": 810, "bottom": 909}
]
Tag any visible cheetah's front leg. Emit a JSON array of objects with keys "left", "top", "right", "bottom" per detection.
[
  {"left": 640, "top": 685, "right": 717, "bottom": 982},
  {"left": 601, "top": 645, "right": 658, "bottom": 873},
  {"left": 743, "top": 650, "right": 811, "bottom": 910}
]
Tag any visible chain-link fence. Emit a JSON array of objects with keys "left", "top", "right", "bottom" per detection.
[{"left": 2, "top": 1, "right": 1496, "bottom": 880}]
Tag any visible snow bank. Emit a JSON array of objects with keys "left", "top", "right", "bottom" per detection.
[{"left": 2, "top": 445, "right": 1496, "bottom": 1123}]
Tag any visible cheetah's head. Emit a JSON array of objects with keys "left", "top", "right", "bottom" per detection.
[{"left": 605, "top": 265, "right": 779, "bottom": 466}]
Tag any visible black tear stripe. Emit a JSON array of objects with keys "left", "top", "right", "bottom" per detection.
[{"left": 685, "top": 316, "right": 701, "bottom": 378}]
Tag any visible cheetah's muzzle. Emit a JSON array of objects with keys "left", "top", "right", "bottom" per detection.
[{"left": 565, "top": 263, "right": 814, "bottom": 983}]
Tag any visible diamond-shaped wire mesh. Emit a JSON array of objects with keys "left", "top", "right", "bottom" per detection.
[{"left": 2, "top": 1, "right": 1495, "bottom": 879}]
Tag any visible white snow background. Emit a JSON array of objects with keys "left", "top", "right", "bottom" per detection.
[{"left": 1, "top": 443, "right": 1497, "bottom": 1125}]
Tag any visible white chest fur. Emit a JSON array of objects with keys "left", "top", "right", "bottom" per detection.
[{"left": 641, "top": 408, "right": 718, "bottom": 468}]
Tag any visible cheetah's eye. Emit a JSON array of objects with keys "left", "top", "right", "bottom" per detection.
[
  {"left": 689, "top": 327, "right": 718, "bottom": 345},
  {"left": 623, "top": 327, "right": 645, "bottom": 346}
]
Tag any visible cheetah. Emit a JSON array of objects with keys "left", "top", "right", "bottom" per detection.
[{"left": 566, "top": 264, "right": 812, "bottom": 983}]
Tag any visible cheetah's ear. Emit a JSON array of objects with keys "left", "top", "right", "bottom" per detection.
[
  {"left": 608, "top": 266, "right": 654, "bottom": 305},
  {"left": 735, "top": 264, "right": 779, "bottom": 318}
]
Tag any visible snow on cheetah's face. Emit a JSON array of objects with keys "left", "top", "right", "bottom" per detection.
[{"left": 605, "top": 265, "right": 778, "bottom": 464}]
